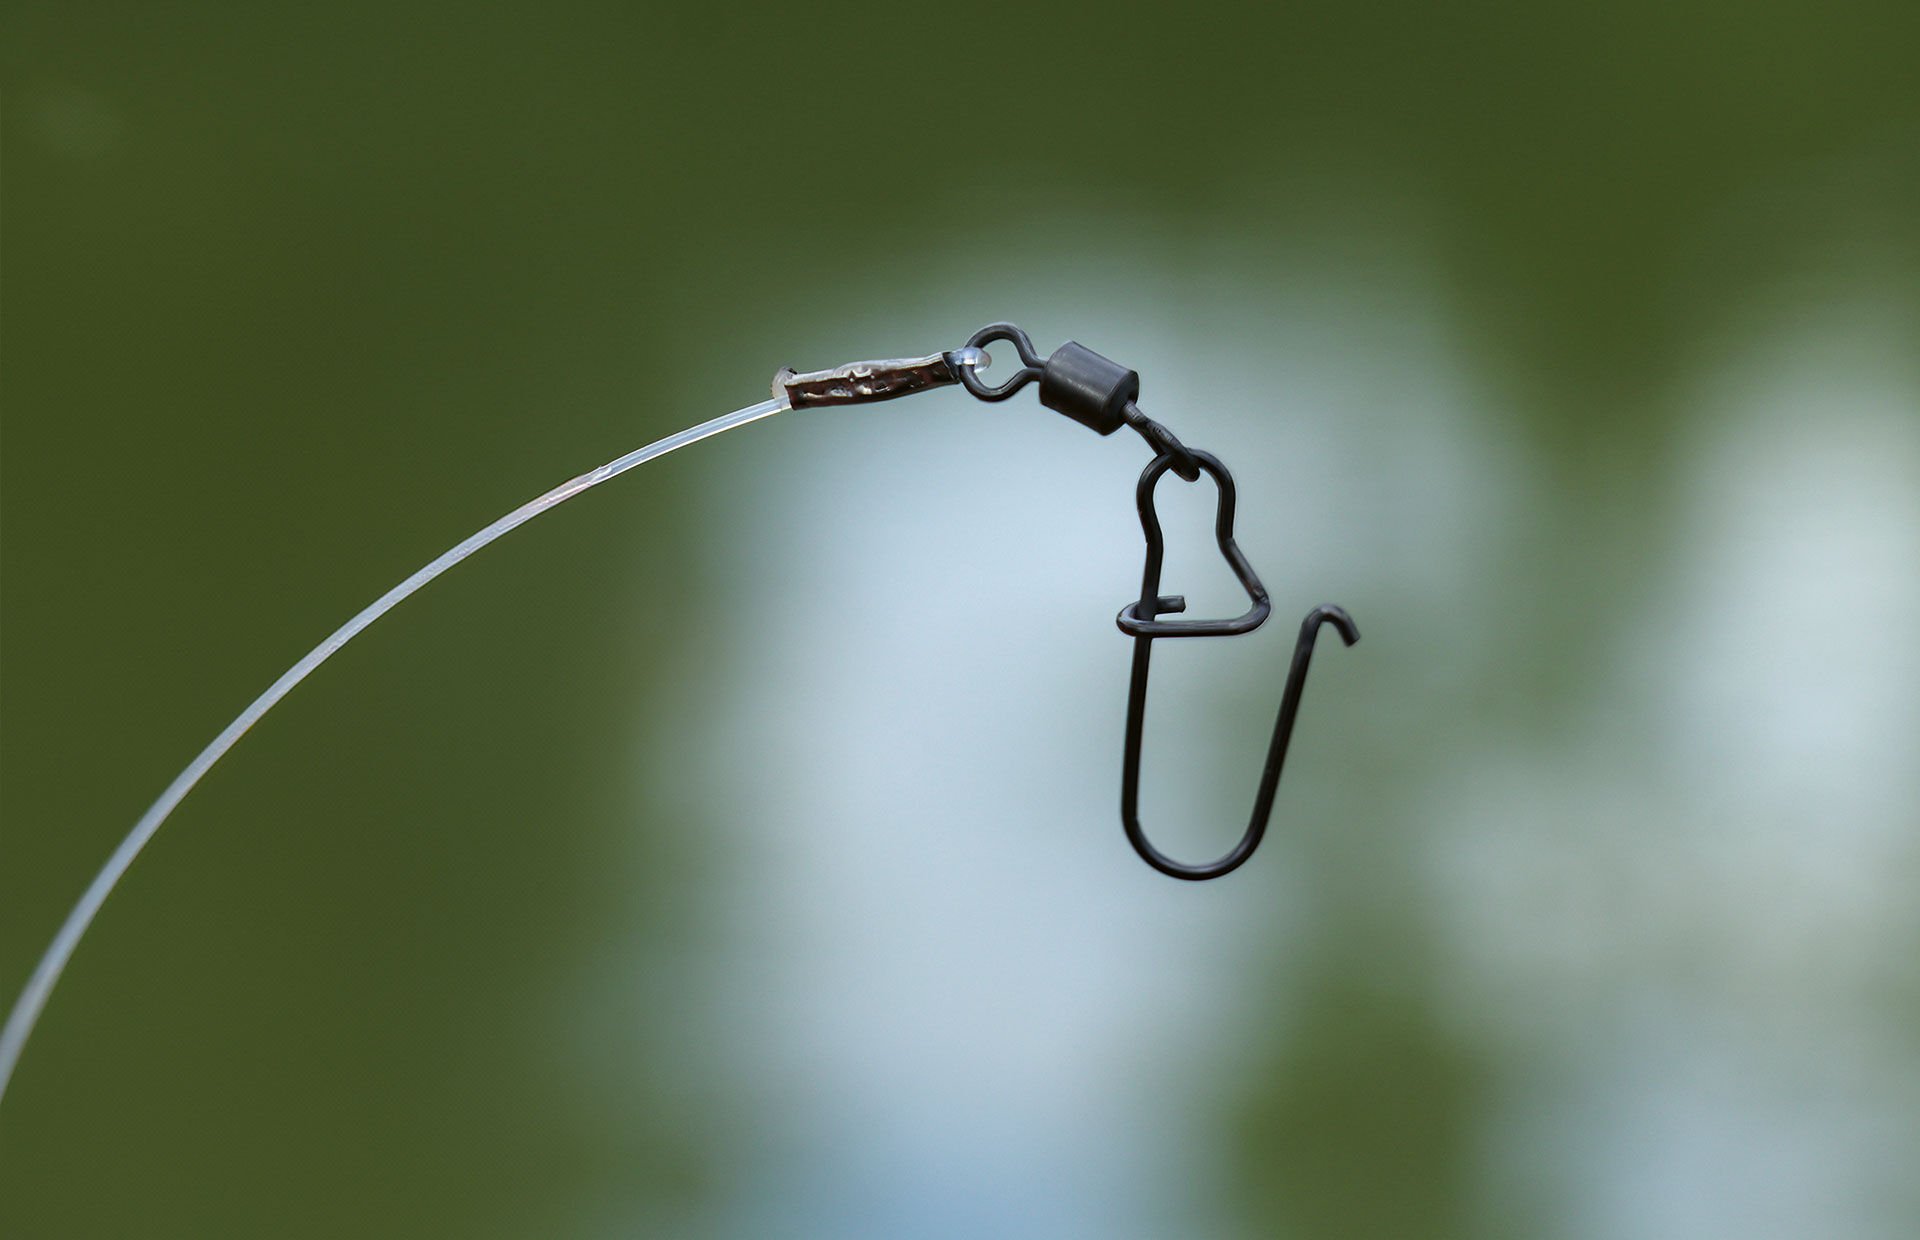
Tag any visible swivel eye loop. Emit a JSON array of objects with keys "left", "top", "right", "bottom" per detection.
[{"left": 957, "top": 322, "right": 1047, "bottom": 402}]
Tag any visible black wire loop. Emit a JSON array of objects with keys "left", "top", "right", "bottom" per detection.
[
  {"left": 957, "top": 322, "right": 1047, "bottom": 401},
  {"left": 1117, "top": 451, "right": 1269, "bottom": 637},
  {"left": 1118, "top": 449, "right": 1359, "bottom": 880}
]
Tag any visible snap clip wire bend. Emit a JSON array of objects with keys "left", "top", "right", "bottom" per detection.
[{"left": 1118, "top": 450, "right": 1359, "bottom": 880}]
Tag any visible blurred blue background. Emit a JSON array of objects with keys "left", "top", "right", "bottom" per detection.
[{"left": 4, "top": 3, "right": 1918, "bottom": 1236}]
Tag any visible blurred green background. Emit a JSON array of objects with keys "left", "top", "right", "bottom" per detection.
[{"left": 5, "top": 2, "right": 1919, "bottom": 1236}]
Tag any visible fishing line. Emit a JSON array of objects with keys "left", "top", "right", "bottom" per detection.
[{"left": 0, "top": 396, "right": 788, "bottom": 1105}]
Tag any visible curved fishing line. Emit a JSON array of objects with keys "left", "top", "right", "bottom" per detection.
[{"left": 0, "top": 397, "right": 789, "bottom": 1107}]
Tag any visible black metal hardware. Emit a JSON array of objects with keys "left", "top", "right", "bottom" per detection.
[
  {"left": 956, "top": 322, "right": 1203, "bottom": 480},
  {"left": 1116, "top": 449, "right": 1271, "bottom": 638},
  {"left": 780, "top": 322, "right": 1359, "bottom": 879},
  {"left": 954, "top": 322, "right": 1048, "bottom": 402},
  {"left": 1118, "top": 449, "right": 1359, "bottom": 879}
]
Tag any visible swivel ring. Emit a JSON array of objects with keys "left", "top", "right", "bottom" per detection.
[{"left": 957, "top": 322, "right": 1046, "bottom": 402}]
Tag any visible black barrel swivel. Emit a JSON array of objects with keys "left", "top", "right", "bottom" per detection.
[{"left": 954, "top": 322, "right": 1200, "bottom": 479}]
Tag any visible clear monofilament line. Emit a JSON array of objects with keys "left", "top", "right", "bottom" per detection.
[{"left": 0, "top": 396, "right": 790, "bottom": 1107}]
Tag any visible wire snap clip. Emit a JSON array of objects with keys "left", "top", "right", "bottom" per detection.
[{"left": 1118, "top": 449, "right": 1359, "bottom": 881}]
